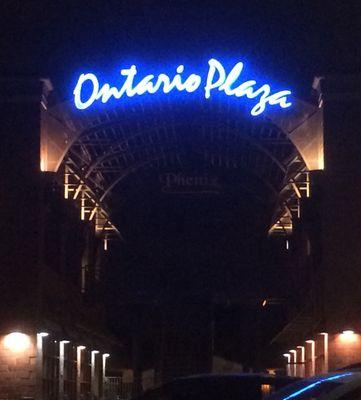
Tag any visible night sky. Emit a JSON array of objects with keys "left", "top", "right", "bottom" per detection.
[
  {"left": 1, "top": 0, "right": 361, "bottom": 99},
  {"left": 2, "top": 0, "right": 361, "bottom": 368}
]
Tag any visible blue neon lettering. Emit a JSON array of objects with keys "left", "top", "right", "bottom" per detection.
[
  {"left": 74, "top": 73, "right": 100, "bottom": 109},
  {"left": 73, "top": 59, "right": 292, "bottom": 115},
  {"left": 204, "top": 59, "right": 226, "bottom": 98},
  {"left": 281, "top": 373, "right": 353, "bottom": 400}
]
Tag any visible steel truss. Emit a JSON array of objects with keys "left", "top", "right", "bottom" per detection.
[
  {"left": 54, "top": 99, "right": 309, "bottom": 244},
  {"left": 64, "top": 163, "right": 120, "bottom": 248}
]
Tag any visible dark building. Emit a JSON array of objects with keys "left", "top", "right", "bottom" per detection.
[
  {"left": 0, "top": 79, "right": 119, "bottom": 400},
  {"left": 272, "top": 76, "right": 361, "bottom": 376}
]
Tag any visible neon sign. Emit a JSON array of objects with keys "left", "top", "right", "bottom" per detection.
[
  {"left": 73, "top": 58, "right": 292, "bottom": 116},
  {"left": 274, "top": 372, "right": 353, "bottom": 400},
  {"left": 280, "top": 373, "right": 353, "bottom": 400}
]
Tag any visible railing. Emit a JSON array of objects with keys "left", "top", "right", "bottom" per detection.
[{"left": 104, "top": 378, "right": 136, "bottom": 400}]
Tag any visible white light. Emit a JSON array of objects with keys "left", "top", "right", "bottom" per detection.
[
  {"left": 38, "top": 332, "right": 49, "bottom": 337},
  {"left": 342, "top": 330, "right": 355, "bottom": 335},
  {"left": 4, "top": 332, "right": 31, "bottom": 352},
  {"left": 92, "top": 350, "right": 99, "bottom": 354},
  {"left": 60, "top": 340, "right": 70, "bottom": 344},
  {"left": 339, "top": 330, "right": 357, "bottom": 342},
  {"left": 289, "top": 349, "right": 297, "bottom": 363},
  {"left": 77, "top": 345, "right": 86, "bottom": 350},
  {"left": 73, "top": 59, "right": 292, "bottom": 116},
  {"left": 297, "top": 346, "right": 305, "bottom": 362},
  {"left": 103, "top": 353, "right": 110, "bottom": 358}
]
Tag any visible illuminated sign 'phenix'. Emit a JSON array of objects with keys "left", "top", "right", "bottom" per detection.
[{"left": 73, "top": 59, "right": 292, "bottom": 116}]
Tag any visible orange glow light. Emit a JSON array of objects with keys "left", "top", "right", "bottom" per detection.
[
  {"left": 261, "top": 384, "right": 271, "bottom": 396},
  {"left": 339, "top": 330, "right": 358, "bottom": 343},
  {"left": 4, "top": 332, "right": 31, "bottom": 352}
]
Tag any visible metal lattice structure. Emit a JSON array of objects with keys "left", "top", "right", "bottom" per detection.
[{"left": 42, "top": 95, "right": 319, "bottom": 245}]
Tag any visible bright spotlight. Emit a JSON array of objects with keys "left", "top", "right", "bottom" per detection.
[{"left": 4, "top": 332, "right": 31, "bottom": 352}]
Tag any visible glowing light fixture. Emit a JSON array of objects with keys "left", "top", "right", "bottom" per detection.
[
  {"left": 38, "top": 332, "right": 49, "bottom": 337},
  {"left": 319, "top": 332, "right": 329, "bottom": 372},
  {"left": 305, "top": 339, "right": 316, "bottom": 376},
  {"left": 297, "top": 346, "right": 305, "bottom": 363},
  {"left": 283, "top": 353, "right": 291, "bottom": 363},
  {"left": 77, "top": 345, "right": 86, "bottom": 350},
  {"left": 339, "top": 330, "right": 357, "bottom": 343},
  {"left": 262, "top": 299, "right": 267, "bottom": 307},
  {"left": 261, "top": 384, "right": 271, "bottom": 396},
  {"left": 73, "top": 59, "right": 292, "bottom": 116},
  {"left": 4, "top": 332, "right": 31, "bottom": 352},
  {"left": 289, "top": 349, "right": 297, "bottom": 363}
]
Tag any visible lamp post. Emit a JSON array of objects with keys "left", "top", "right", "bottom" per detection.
[
  {"left": 102, "top": 354, "right": 110, "bottom": 399},
  {"left": 36, "top": 332, "right": 49, "bottom": 400},
  {"left": 306, "top": 340, "right": 315, "bottom": 377},
  {"left": 91, "top": 350, "right": 99, "bottom": 399},
  {"left": 320, "top": 333, "right": 329, "bottom": 372},
  {"left": 59, "top": 340, "right": 70, "bottom": 400},
  {"left": 77, "top": 346, "right": 86, "bottom": 400},
  {"left": 283, "top": 353, "right": 291, "bottom": 376},
  {"left": 297, "top": 346, "right": 305, "bottom": 378}
]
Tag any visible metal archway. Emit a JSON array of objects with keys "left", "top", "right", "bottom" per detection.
[{"left": 41, "top": 93, "right": 322, "bottom": 241}]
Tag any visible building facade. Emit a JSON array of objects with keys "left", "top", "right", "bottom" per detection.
[
  {"left": 0, "top": 79, "right": 120, "bottom": 399},
  {"left": 2, "top": 73, "right": 361, "bottom": 398}
]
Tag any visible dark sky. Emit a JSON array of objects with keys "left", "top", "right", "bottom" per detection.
[{"left": 1, "top": 0, "right": 361, "bottom": 99}]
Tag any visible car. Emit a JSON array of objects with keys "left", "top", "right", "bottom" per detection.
[
  {"left": 133, "top": 373, "right": 299, "bottom": 400},
  {"left": 266, "top": 370, "right": 361, "bottom": 400}
]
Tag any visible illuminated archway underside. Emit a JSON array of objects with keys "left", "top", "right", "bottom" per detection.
[{"left": 41, "top": 95, "right": 323, "bottom": 239}]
